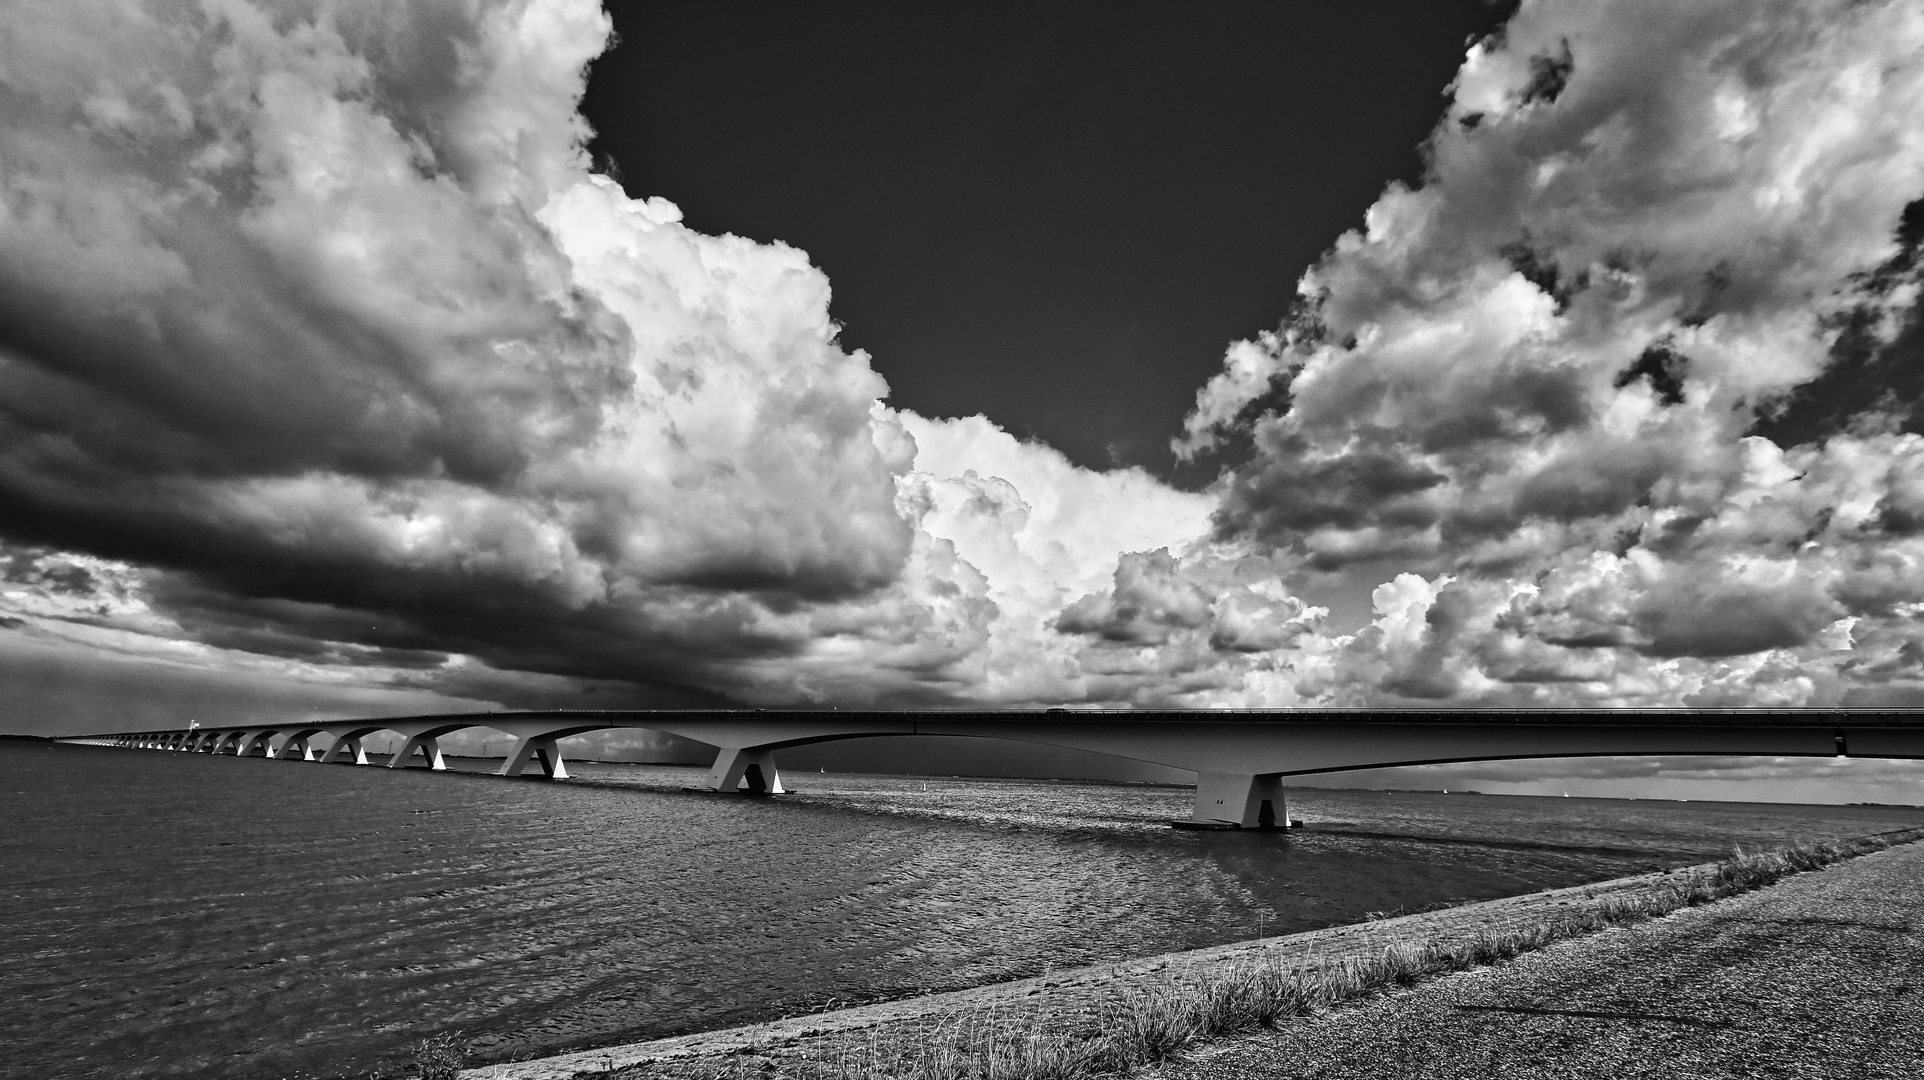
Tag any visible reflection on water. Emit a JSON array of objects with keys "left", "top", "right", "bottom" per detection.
[{"left": 4, "top": 741, "right": 1921, "bottom": 1079}]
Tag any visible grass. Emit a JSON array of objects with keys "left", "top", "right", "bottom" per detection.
[
  {"left": 412, "top": 1032, "right": 466, "bottom": 1080},
  {"left": 684, "top": 826, "right": 1924, "bottom": 1080}
]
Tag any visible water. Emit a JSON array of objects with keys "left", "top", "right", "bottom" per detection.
[{"left": 4, "top": 741, "right": 1921, "bottom": 1080}]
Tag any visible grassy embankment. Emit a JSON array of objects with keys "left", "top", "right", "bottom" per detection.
[{"left": 424, "top": 826, "right": 1924, "bottom": 1080}]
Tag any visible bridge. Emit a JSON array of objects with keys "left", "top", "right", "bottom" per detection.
[{"left": 63, "top": 709, "right": 1924, "bottom": 829}]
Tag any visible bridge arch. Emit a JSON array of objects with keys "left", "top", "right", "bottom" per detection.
[
  {"left": 272, "top": 728, "right": 328, "bottom": 761},
  {"left": 318, "top": 726, "right": 385, "bottom": 765}
]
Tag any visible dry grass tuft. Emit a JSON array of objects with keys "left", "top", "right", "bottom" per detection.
[{"left": 412, "top": 1032, "right": 467, "bottom": 1080}]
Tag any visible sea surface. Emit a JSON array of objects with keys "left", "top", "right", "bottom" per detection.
[{"left": 5, "top": 740, "right": 1923, "bottom": 1080}]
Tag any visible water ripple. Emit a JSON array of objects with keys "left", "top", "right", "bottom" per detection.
[{"left": 4, "top": 743, "right": 1922, "bottom": 1079}]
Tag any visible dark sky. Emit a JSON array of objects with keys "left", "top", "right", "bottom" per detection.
[{"left": 582, "top": 1, "right": 1511, "bottom": 478}]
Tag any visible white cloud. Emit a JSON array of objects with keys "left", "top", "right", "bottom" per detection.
[
  {"left": 5, "top": 0, "right": 1924, "bottom": 723},
  {"left": 0, "top": 0, "right": 1269, "bottom": 711},
  {"left": 1172, "top": 0, "right": 1924, "bottom": 707}
]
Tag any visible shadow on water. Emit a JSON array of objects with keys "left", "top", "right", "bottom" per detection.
[{"left": 5, "top": 742, "right": 1922, "bottom": 1080}]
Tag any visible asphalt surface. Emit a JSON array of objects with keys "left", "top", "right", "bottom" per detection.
[{"left": 1153, "top": 841, "right": 1924, "bottom": 1080}]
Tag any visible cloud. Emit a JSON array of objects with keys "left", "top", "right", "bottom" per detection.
[
  {"left": 5, "top": 0, "right": 1924, "bottom": 731},
  {"left": 1172, "top": 0, "right": 1924, "bottom": 707},
  {"left": 0, "top": 0, "right": 1252, "bottom": 714},
  {"left": 0, "top": 0, "right": 928, "bottom": 708}
]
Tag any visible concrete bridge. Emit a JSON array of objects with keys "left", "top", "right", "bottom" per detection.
[{"left": 63, "top": 709, "right": 1924, "bottom": 829}]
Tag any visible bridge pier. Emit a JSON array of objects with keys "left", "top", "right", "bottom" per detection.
[
  {"left": 498, "top": 735, "right": 570, "bottom": 779},
  {"left": 1178, "top": 772, "right": 1291, "bottom": 830},
  {"left": 320, "top": 735, "right": 369, "bottom": 765},
  {"left": 273, "top": 734, "right": 315, "bottom": 761},
  {"left": 389, "top": 733, "right": 447, "bottom": 770},
  {"left": 237, "top": 731, "right": 278, "bottom": 758},
  {"left": 704, "top": 746, "right": 785, "bottom": 794}
]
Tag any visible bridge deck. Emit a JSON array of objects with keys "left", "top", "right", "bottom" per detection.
[{"left": 66, "top": 708, "right": 1924, "bottom": 829}]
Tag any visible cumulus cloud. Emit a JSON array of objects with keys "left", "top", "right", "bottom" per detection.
[
  {"left": 0, "top": 0, "right": 1238, "bottom": 712},
  {"left": 5, "top": 0, "right": 1924, "bottom": 725},
  {"left": 1175, "top": 0, "right": 1924, "bottom": 708}
]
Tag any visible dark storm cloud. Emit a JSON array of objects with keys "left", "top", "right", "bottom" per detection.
[
  {"left": 0, "top": 631, "right": 495, "bottom": 737},
  {"left": 1634, "top": 576, "right": 1842, "bottom": 659},
  {"left": 0, "top": 0, "right": 1265, "bottom": 713},
  {"left": 0, "top": 0, "right": 968, "bottom": 706},
  {"left": 1056, "top": 549, "right": 1213, "bottom": 645},
  {"left": 1512, "top": 441, "right": 1671, "bottom": 523},
  {"left": 1215, "top": 431, "right": 1447, "bottom": 541}
]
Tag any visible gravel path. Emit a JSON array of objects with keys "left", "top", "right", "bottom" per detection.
[{"left": 1154, "top": 841, "right": 1924, "bottom": 1080}]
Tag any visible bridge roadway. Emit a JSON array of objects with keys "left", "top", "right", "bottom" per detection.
[{"left": 62, "top": 709, "right": 1924, "bottom": 828}]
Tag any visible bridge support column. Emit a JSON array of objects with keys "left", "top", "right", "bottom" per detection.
[
  {"left": 1179, "top": 772, "right": 1291, "bottom": 830},
  {"left": 390, "top": 734, "right": 447, "bottom": 771},
  {"left": 273, "top": 735, "right": 315, "bottom": 761},
  {"left": 704, "top": 746, "right": 785, "bottom": 794},
  {"left": 321, "top": 736, "right": 368, "bottom": 765},
  {"left": 498, "top": 736, "right": 570, "bottom": 779},
  {"left": 237, "top": 732, "right": 277, "bottom": 758}
]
